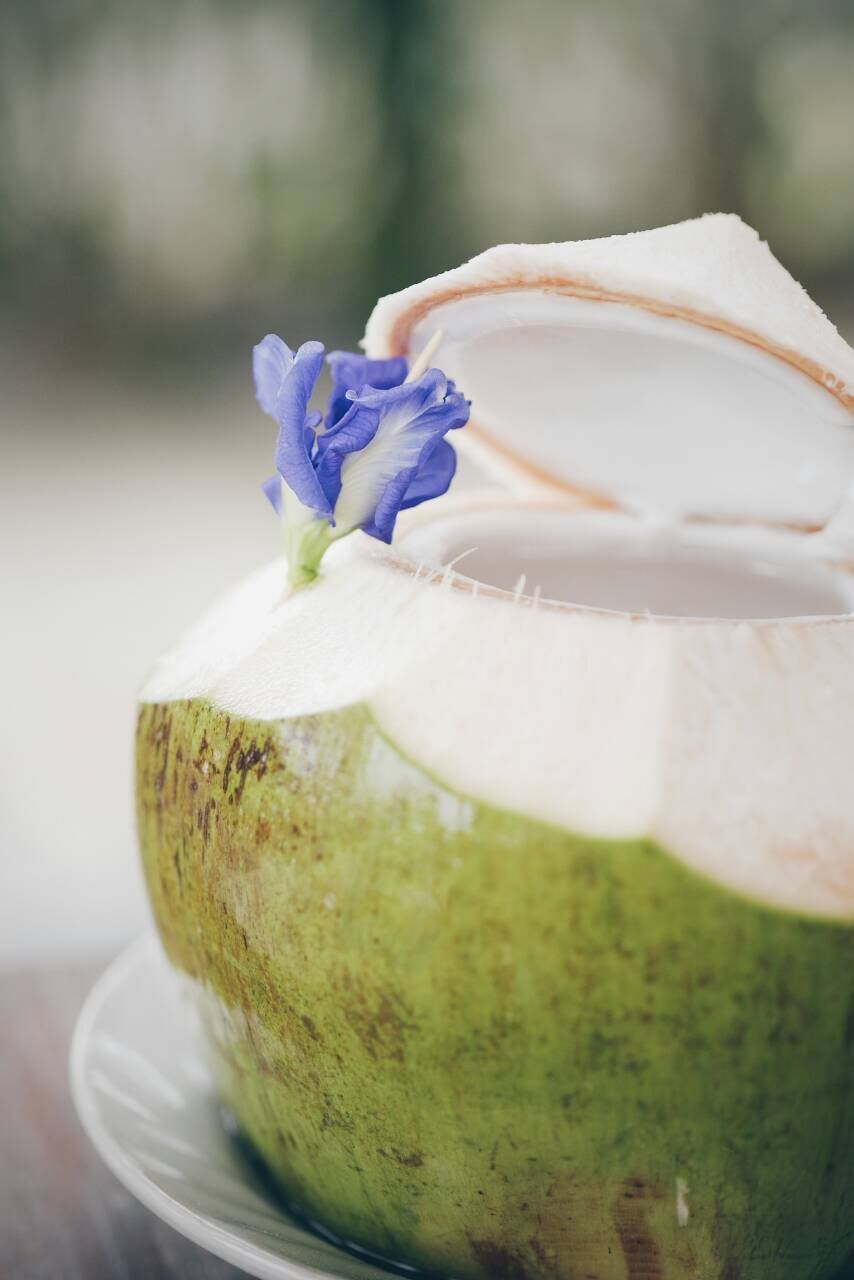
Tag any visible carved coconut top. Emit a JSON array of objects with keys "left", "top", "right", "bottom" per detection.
[{"left": 364, "top": 214, "right": 854, "bottom": 533}]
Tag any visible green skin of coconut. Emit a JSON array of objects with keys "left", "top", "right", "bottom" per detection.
[{"left": 136, "top": 696, "right": 854, "bottom": 1280}]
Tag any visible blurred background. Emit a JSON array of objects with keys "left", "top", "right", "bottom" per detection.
[{"left": 2, "top": 0, "right": 854, "bottom": 967}]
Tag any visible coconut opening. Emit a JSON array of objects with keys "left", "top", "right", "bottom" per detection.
[
  {"left": 407, "top": 294, "right": 854, "bottom": 529},
  {"left": 397, "top": 507, "right": 854, "bottom": 621}
]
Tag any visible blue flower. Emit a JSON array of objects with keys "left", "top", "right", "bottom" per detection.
[
  {"left": 252, "top": 335, "right": 470, "bottom": 586},
  {"left": 325, "top": 350, "right": 408, "bottom": 430},
  {"left": 316, "top": 370, "right": 469, "bottom": 541}
]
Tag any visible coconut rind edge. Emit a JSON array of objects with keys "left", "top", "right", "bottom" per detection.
[{"left": 362, "top": 214, "right": 854, "bottom": 408}]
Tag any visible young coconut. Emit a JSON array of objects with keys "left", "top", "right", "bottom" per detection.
[{"left": 137, "top": 214, "right": 854, "bottom": 1280}]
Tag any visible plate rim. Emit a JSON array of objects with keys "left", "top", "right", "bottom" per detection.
[{"left": 69, "top": 933, "right": 363, "bottom": 1280}]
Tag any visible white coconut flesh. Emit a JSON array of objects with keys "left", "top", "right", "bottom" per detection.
[
  {"left": 365, "top": 213, "right": 854, "bottom": 534},
  {"left": 143, "top": 216, "right": 854, "bottom": 920}
]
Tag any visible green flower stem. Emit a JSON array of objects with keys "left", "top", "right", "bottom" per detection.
[{"left": 285, "top": 517, "right": 338, "bottom": 591}]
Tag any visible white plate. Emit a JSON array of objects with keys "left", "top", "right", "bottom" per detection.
[{"left": 70, "top": 935, "right": 406, "bottom": 1280}]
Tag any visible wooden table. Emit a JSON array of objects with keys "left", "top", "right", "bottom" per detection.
[{"left": 0, "top": 961, "right": 244, "bottom": 1279}]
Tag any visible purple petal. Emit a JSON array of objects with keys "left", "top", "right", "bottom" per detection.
[
  {"left": 325, "top": 351, "right": 408, "bottom": 429},
  {"left": 269, "top": 339, "right": 331, "bottom": 518},
  {"left": 400, "top": 438, "right": 458, "bottom": 510},
  {"left": 355, "top": 367, "right": 447, "bottom": 419},
  {"left": 364, "top": 431, "right": 460, "bottom": 544},
  {"left": 253, "top": 335, "right": 295, "bottom": 418},
  {"left": 313, "top": 400, "right": 382, "bottom": 514},
  {"left": 331, "top": 373, "right": 470, "bottom": 538},
  {"left": 261, "top": 473, "right": 283, "bottom": 516}
]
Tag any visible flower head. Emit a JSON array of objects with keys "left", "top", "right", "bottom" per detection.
[{"left": 252, "top": 335, "right": 469, "bottom": 588}]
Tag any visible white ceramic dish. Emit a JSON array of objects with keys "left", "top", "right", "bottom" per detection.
[{"left": 70, "top": 935, "right": 407, "bottom": 1280}]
